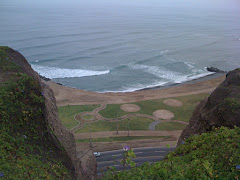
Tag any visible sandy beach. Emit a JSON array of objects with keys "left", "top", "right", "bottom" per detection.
[{"left": 44, "top": 74, "right": 225, "bottom": 106}]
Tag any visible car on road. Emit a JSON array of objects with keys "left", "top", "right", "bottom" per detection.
[{"left": 93, "top": 152, "right": 101, "bottom": 158}]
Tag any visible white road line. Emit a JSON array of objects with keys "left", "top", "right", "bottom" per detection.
[
  {"left": 112, "top": 165, "right": 120, "bottom": 167},
  {"left": 100, "top": 146, "right": 176, "bottom": 154},
  {"left": 133, "top": 156, "right": 164, "bottom": 160},
  {"left": 155, "top": 151, "right": 166, "bottom": 153},
  {"left": 112, "top": 154, "right": 122, "bottom": 157},
  {"left": 135, "top": 152, "right": 143, "bottom": 155}
]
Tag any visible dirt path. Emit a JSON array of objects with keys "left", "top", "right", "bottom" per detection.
[
  {"left": 74, "top": 130, "right": 183, "bottom": 139},
  {"left": 76, "top": 138, "right": 178, "bottom": 152},
  {"left": 71, "top": 101, "right": 189, "bottom": 152},
  {"left": 75, "top": 131, "right": 182, "bottom": 152},
  {"left": 45, "top": 75, "right": 225, "bottom": 106},
  {"left": 71, "top": 104, "right": 107, "bottom": 133},
  {"left": 70, "top": 103, "right": 186, "bottom": 133},
  {"left": 163, "top": 99, "right": 183, "bottom": 107}
]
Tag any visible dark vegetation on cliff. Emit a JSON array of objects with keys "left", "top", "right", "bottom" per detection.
[
  {"left": 103, "top": 127, "right": 239, "bottom": 179},
  {"left": 0, "top": 47, "right": 72, "bottom": 179},
  {"left": 178, "top": 68, "right": 240, "bottom": 144},
  {"left": 103, "top": 69, "right": 240, "bottom": 179}
]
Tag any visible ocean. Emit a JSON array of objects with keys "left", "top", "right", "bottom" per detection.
[{"left": 1, "top": 0, "right": 240, "bottom": 92}]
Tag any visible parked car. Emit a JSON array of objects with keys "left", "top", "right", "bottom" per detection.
[{"left": 93, "top": 152, "right": 100, "bottom": 157}]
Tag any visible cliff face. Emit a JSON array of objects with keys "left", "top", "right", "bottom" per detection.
[
  {"left": 178, "top": 69, "right": 240, "bottom": 145},
  {"left": 0, "top": 47, "right": 96, "bottom": 179}
]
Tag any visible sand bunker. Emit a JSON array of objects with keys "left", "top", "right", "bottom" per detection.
[
  {"left": 153, "top": 109, "right": 175, "bottom": 119},
  {"left": 120, "top": 104, "right": 141, "bottom": 112},
  {"left": 163, "top": 99, "right": 183, "bottom": 107}
]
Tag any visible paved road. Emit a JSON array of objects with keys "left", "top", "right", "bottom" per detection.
[{"left": 96, "top": 146, "right": 175, "bottom": 174}]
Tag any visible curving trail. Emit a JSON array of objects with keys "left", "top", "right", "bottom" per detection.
[
  {"left": 70, "top": 104, "right": 106, "bottom": 133},
  {"left": 70, "top": 104, "right": 189, "bottom": 133},
  {"left": 148, "top": 120, "right": 161, "bottom": 131}
]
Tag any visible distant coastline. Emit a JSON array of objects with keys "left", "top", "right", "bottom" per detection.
[
  {"left": 138, "top": 71, "right": 225, "bottom": 92},
  {"left": 40, "top": 67, "right": 226, "bottom": 93},
  {"left": 43, "top": 72, "right": 226, "bottom": 106}
]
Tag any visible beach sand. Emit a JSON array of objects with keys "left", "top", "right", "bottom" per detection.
[{"left": 44, "top": 74, "right": 225, "bottom": 106}]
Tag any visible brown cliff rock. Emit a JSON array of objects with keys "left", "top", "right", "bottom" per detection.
[
  {"left": 5, "top": 48, "right": 97, "bottom": 179},
  {"left": 178, "top": 69, "right": 240, "bottom": 146}
]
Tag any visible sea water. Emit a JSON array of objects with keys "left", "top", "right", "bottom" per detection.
[{"left": 1, "top": 0, "right": 240, "bottom": 92}]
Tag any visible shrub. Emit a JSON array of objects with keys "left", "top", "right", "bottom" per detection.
[
  {"left": 0, "top": 54, "right": 71, "bottom": 179},
  {"left": 103, "top": 127, "right": 240, "bottom": 180}
]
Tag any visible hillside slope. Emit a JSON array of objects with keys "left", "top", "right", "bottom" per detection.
[
  {"left": 178, "top": 69, "right": 240, "bottom": 145},
  {"left": 0, "top": 47, "right": 96, "bottom": 179},
  {"left": 103, "top": 127, "right": 239, "bottom": 179}
]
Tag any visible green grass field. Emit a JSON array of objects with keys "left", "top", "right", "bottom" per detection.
[
  {"left": 155, "top": 122, "right": 187, "bottom": 131},
  {"left": 59, "top": 93, "right": 208, "bottom": 132},
  {"left": 75, "top": 117, "right": 154, "bottom": 133},
  {"left": 82, "top": 114, "right": 94, "bottom": 120},
  {"left": 99, "top": 93, "right": 208, "bottom": 122},
  {"left": 58, "top": 104, "right": 100, "bottom": 129},
  {"left": 76, "top": 136, "right": 169, "bottom": 143}
]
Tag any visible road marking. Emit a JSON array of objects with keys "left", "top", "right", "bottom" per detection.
[
  {"left": 133, "top": 146, "right": 176, "bottom": 151},
  {"left": 97, "top": 160, "right": 117, "bottom": 165},
  {"left": 112, "top": 154, "right": 122, "bottom": 157},
  {"left": 112, "top": 165, "right": 120, "bottom": 167},
  {"left": 100, "top": 146, "right": 176, "bottom": 154},
  {"left": 135, "top": 152, "right": 143, "bottom": 155},
  {"left": 132, "top": 156, "right": 164, "bottom": 160},
  {"left": 155, "top": 151, "right": 166, "bottom": 153}
]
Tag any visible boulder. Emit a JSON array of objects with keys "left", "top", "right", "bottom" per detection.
[
  {"left": 207, "top": 66, "right": 225, "bottom": 73},
  {"left": 178, "top": 68, "right": 240, "bottom": 145}
]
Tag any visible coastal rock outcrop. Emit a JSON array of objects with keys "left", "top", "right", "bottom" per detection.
[
  {"left": 206, "top": 66, "right": 226, "bottom": 73},
  {"left": 178, "top": 68, "right": 240, "bottom": 145},
  {"left": 2, "top": 47, "right": 96, "bottom": 179}
]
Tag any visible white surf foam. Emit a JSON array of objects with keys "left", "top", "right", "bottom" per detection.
[
  {"left": 31, "top": 65, "right": 110, "bottom": 79},
  {"left": 173, "top": 71, "right": 214, "bottom": 83},
  {"left": 129, "top": 64, "right": 184, "bottom": 80},
  {"left": 112, "top": 63, "right": 214, "bottom": 93},
  {"left": 129, "top": 64, "right": 214, "bottom": 83},
  {"left": 101, "top": 81, "right": 168, "bottom": 93},
  {"left": 102, "top": 71, "right": 214, "bottom": 93}
]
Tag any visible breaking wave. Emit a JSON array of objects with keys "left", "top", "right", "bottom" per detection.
[
  {"left": 31, "top": 65, "right": 110, "bottom": 79},
  {"left": 129, "top": 64, "right": 214, "bottom": 84}
]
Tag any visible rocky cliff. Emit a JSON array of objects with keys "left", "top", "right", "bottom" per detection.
[
  {"left": 0, "top": 47, "right": 96, "bottom": 179},
  {"left": 178, "top": 69, "right": 240, "bottom": 145}
]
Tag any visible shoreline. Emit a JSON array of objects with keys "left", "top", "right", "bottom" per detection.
[
  {"left": 43, "top": 72, "right": 226, "bottom": 106},
  {"left": 40, "top": 66, "right": 225, "bottom": 93},
  {"left": 137, "top": 72, "right": 225, "bottom": 91}
]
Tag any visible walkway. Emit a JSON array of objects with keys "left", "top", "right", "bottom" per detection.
[
  {"left": 70, "top": 104, "right": 188, "bottom": 133},
  {"left": 74, "top": 130, "right": 183, "bottom": 139}
]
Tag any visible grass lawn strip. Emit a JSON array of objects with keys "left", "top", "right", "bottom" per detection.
[
  {"left": 75, "top": 117, "right": 154, "bottom": 133},
  {"left": 59, "top": 93, "right": 207, "bottom": 133},
  {"left": 99, "top": 104, "right": 128, "bottom": 118},
  {"left": 76, "top": 136, "right": 170, "bottom": 143},
  {"left": 98, "top": 93, "right": 208, "bottom": 122},
  {"left": 82, "top": 114, "right": 94, "bottom": 120},
  {"left": 58, "top": 104, "right": 100, "bottom": 129},
  {"left": 155, "top": 122, "right": 187, "bottom": 131}
]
